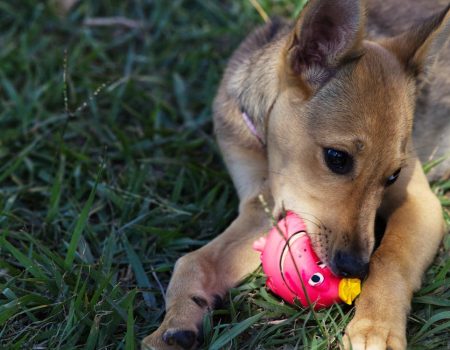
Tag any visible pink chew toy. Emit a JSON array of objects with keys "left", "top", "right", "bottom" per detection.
[{"left": 253, "top": 211, "right": 361, "bottom": 309}]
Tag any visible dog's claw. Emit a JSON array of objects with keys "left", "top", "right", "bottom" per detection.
[{"left": 162, "top": 329, "right": 196, "bottom": 349}]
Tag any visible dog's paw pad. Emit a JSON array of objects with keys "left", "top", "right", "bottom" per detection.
[{"left": 162, "top": 329, "right": 196, "bottom": 349}]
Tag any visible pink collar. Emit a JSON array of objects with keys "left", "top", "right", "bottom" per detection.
[{"left": 242, "top": 111, "right": 265, "bottom": 146}]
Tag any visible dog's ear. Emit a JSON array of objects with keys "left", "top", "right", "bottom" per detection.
[
  {"left": 384, "top": 5, "right": 450, "bottom": 77},
  {"left": 286, "top": 0, "right": 365, "bottom": 92}
]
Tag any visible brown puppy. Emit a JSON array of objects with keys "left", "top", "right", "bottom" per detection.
[{"left": 143, "top": 1, "right": 450, "bottom": 349}]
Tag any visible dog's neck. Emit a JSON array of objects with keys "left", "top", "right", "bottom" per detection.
[
  {"left": 242, "top": 111, "right": 265, "bottom": 146},
  {"left": 226, "top": 25, "right": 290, "bottom": 147}
]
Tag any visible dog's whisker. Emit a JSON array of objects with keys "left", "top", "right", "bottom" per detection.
[
  {"left": 293, "top": 211, "right": 325, "bottom": 228},
  {"left": 266, "top": 169, "right": 297, "bottom": 180},
  {"left": 306, "top": 231, "right": 321, "bottom": 237},
  {"left": 301, "top": 218, "right": 321, "bottom": 229}
]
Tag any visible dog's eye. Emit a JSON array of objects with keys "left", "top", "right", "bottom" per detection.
[
  {"left": 324, "top": 148, "right": 353, "bottom": 175},
  {"left": 385, "top": 168, "right": 401, "bottom": 187},
  {"left": 308, "top": 273, "right": 324, "bottom": 286}
]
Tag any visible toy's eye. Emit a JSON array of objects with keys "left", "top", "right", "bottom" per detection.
[{"left": 308, "top": 273, "right": 324, "bottom": 286}]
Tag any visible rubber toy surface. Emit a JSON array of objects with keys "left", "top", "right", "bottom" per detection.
[{"left": 253, "top": 211, "right": 361, "bottom": 309}]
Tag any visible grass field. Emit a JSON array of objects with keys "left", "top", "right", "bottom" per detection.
[{"left": 0, "top": 1, "right": 449, "bottom": 349}]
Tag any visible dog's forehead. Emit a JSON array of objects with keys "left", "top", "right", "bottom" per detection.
[{"left": 298, "top": 41, "right": 415, "bottom": 152}]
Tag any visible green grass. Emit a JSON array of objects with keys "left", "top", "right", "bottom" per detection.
[{"left": 0, "top": 0, "right": 449, "bottom": 349}]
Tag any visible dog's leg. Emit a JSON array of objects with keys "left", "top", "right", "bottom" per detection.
[
  {"left": 142, "top": 142, "right": 270, "bottom": 350},
  {"left": 344, "top": 159, "right": 445, "bottom": 350}
]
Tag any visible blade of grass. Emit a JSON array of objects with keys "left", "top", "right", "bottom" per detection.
[
  {"left": 46, "top": 154, "right": 66, "bottom": 222},
  {"left": 209, "top": 312, "right": 265, "bottom": 350},
  {"left": 410, "top": 311, "right": 450, "bottom": 343},
  {"left": 122, "top": 235, "right": 156, "bottom": 307},
  {"left": 0, "top": 233, "right": 46, "bottom": 280},
  {"left": 64, "top": 161, "right": 104, "bottom": 269},
  {"left": 125, "top": 289, "right": 138, "bottom": 350},
  {"left": 85, "top": 315, "right": 100, "bottom": 350}
]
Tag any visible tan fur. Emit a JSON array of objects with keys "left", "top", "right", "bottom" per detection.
[
  {"left": 368, "top": 0, "right": 450, "bottom": 179},
  {"left": 143, "top": 1, "right": 449, "bottom": 349}
]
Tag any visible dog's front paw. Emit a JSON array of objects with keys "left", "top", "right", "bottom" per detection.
[
  {"left": 142, "top": 326, "right": 198, "bottom": 350},
  {"left": 343, "top": 317, "right": 406, "bottom": 350}
]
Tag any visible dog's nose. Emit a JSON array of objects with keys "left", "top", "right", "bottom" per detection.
[{"left": 332, "top": 250, "right": 369, "bottom": 279}]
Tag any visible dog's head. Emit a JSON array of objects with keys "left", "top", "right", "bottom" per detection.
[{"left": 266, "top": 0, "right": 450, "bottom": 278}]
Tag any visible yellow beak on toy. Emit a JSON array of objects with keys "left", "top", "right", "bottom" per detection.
[{"left": 338, "top": 278, "right": 361, "bottom": 305}]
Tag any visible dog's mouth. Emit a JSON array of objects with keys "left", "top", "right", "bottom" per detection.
[
  {"left": 276, "top": 210, "right": 332, "bottom": 268},
  {"left": 281, "top": 210, "right": 332, "bottom": 268},
  {"left": 308, "top": 232, "right": 331, "bottom": 268}
]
